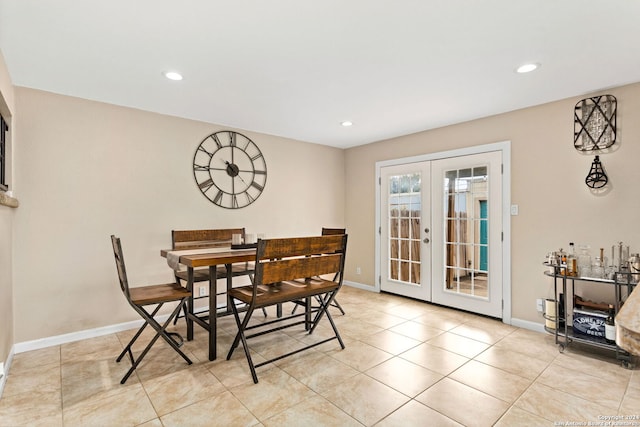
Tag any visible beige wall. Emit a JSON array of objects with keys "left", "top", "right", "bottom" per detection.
[
  {"left": 0, "top": 202, "right": 12, "bottom": 368},
  {"left": 0, "top": 50, "right": 15, "bottom": 371},
  {"left": 344, "top": 81, "right": 640, "bottom": 324},
  {"left": 12, "top": 87, "right": 345, "bottom": 342}
]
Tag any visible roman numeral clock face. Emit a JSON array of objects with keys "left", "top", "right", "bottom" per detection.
[{"left": 193, "top": 131, "right": 267, "bottom": 209}]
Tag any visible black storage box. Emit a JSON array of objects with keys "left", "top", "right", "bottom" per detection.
[{"left": 573, "top": 308, "right": 607, "bottom": 338}]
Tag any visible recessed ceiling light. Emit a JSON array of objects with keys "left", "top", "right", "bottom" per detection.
[
  {"left": 516, "top": 63, "right": 539, "bottom": 74},
  {"left": 164, "top": 71, "right": 183, "bottom": 81},
  {"left": 341, "top": 121, "right": 353, "bottom": 127}
]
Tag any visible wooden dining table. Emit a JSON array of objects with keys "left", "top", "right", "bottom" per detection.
[{"left": 160, "top": 247, "right": 256, "bottom": 360}]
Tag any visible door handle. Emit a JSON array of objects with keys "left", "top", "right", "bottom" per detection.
[
  {"left": 423, "top": 238, "right": 430, "bottom": 243},
  {"left": 424, "top": 228, "right": 430, "bottom": 233}
]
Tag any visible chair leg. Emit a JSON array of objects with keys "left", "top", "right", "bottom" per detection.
[
  {"left": 146, "top": 304, "right": 192, "bottom": 362},
  {"left": 305, "top": 297, "right": 312, "bottom": 330},
  {"left": 248, "top": 273, "right": 267, "bottom": 317},
  {"left": 118, "top": 301, "right": 192, "bottom": 384},
  {"left": 226, "top": 301, "right": 259, "bottom": 383},
  {"left": 172, "top": 276, "right": 189, "bottom": 326},
  {"left": 328, "top": 271, "right": 345, "bottom": 315},
  {"left": 173, "top": 300, "right": 188, "bottom": 325},
  {"left": 117, "top": 304, "right": 163, "bottom": 363},
  {"left": 310, "top": 291, "right": 345, "bottom": 348},
  {"left": 331, "top": 298, "right": 346, "bottom": 315},
  {"left": 227, "top": 301, "right": 251, "bottom": 356},
  {"left": 292, "top": 296, "right": 345, "bottom": 316},
  {"left": 291, "top": 300, "right": 306, "bottom": 315}
]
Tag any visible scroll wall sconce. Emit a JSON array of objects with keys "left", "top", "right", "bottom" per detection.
[{"left": 574, "top": 95, "right": 617, "bottom": 188}]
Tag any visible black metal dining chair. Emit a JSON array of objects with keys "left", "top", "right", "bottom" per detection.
[{"left": 111, "top": 235, "right": 192, "bottom": 384}]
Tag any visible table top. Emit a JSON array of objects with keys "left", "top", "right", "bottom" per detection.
[{"left": 161, "top": 247, "right": 256, "bottom": 268}]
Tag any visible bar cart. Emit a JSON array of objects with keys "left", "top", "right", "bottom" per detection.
[{"left": 543, "top": 264, "right": 636, "bottom": 368}]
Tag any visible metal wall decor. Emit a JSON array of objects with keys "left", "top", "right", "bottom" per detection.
[
  {"left": 585, "top": 155, "right": 608, "bottom": 189},
  {"left": 574, "top": 95, "right": 617, "bottom": 152}
]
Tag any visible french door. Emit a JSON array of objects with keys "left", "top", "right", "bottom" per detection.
[
  {"left": 380, "top": 150, "right": 503, "bottom": 318},
  {"left": 380, "top": 162, "right": 432, "bottom": 301}
]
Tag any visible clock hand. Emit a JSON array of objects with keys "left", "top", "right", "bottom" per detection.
[
  {"left": 224, "top": 161, "right": 249, "bottom": 184},
  {"left": 194, "top": 164, "right": 216, "bottom": 171},
  {"left": 223, "top": 160, "right": 247, "bottom": 184}
]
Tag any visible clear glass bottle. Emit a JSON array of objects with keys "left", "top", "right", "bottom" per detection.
[
  {"left": 599, "top": 248, "right": 608, "bottom": 275},
  {"left": 605, "top": 305, "right": 616, "bottom": 344},
  {"left": 578, "top": 244, "right": 592, "bottom": 278},
  {"left": 592, "top": 256, "right": 604, "bottom": 279},
  {"left": 566, "top": 243, "right": 577, "bottom": 276}
]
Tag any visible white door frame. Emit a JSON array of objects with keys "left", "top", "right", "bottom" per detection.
[{"left": 375, "top": 141, "right": 512, "bottom": 324}]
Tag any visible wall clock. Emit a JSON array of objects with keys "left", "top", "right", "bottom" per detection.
[{"left": 193, "top": 130, "right": 267, "bottom": 209}]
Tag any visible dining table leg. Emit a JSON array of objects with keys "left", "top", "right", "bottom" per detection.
[
  {"left": 186, "top": 267, "right": 194, "bottom": 341},
  {"left": 225, "top": 263, "right": 233, "bottom": 315},
  {"left": 209, "top": 265, "right": 217, "bottom": 360}
]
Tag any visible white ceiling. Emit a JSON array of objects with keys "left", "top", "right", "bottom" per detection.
[{"left": 1, "top": 1, "right": 639, "bottom": 148}]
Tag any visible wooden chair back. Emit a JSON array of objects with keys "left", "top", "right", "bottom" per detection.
[
  {"left": 111, "top": 235, "right": 130, "bottom": 300},
  {"left": 255, "top": 235, "right": 347, "bottom": 287},
  {"left": 171, "top": 228, "right": 245, "bottom": 250},
  {"left": 321, "top": 227, "right": 346, "bottom": 282},
  {"left": 321, "top": 227, "right": 346, "bottom": 236}
]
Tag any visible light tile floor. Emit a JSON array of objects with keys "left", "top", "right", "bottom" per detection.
[{"left": 1, "top": 286, "right": 639, "bottom": 426}]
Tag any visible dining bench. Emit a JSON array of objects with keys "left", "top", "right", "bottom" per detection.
[{"left": 226, "top": 234, "right": 348, "bottom": 383}]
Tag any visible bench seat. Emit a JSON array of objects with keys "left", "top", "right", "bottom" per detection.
[{"left": 226, "top": 234, "right": 348, "bottom": 383}]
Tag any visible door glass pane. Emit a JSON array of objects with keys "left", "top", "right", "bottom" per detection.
[
  {"left": 443, "top": 166, "right": 489, "bottom": 298},
  {"left": 388, "top": 172, "right": 421, "bottom": 285}
]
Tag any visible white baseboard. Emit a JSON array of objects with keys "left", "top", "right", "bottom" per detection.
[
  {"left": 510, "top": 317, "right": 546, "bottom": 333},
  {"left": 14, "top": 319, "right": 146, "bottom": 354},
  {"left": 343, "top": 281, "right": 377, "bottom": 291},
  {"left": 13, "top": 305, "right": 212, "bottom": 355},
  {"left": 0, "top": 345, "right": 15, "bottom": 399}
]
